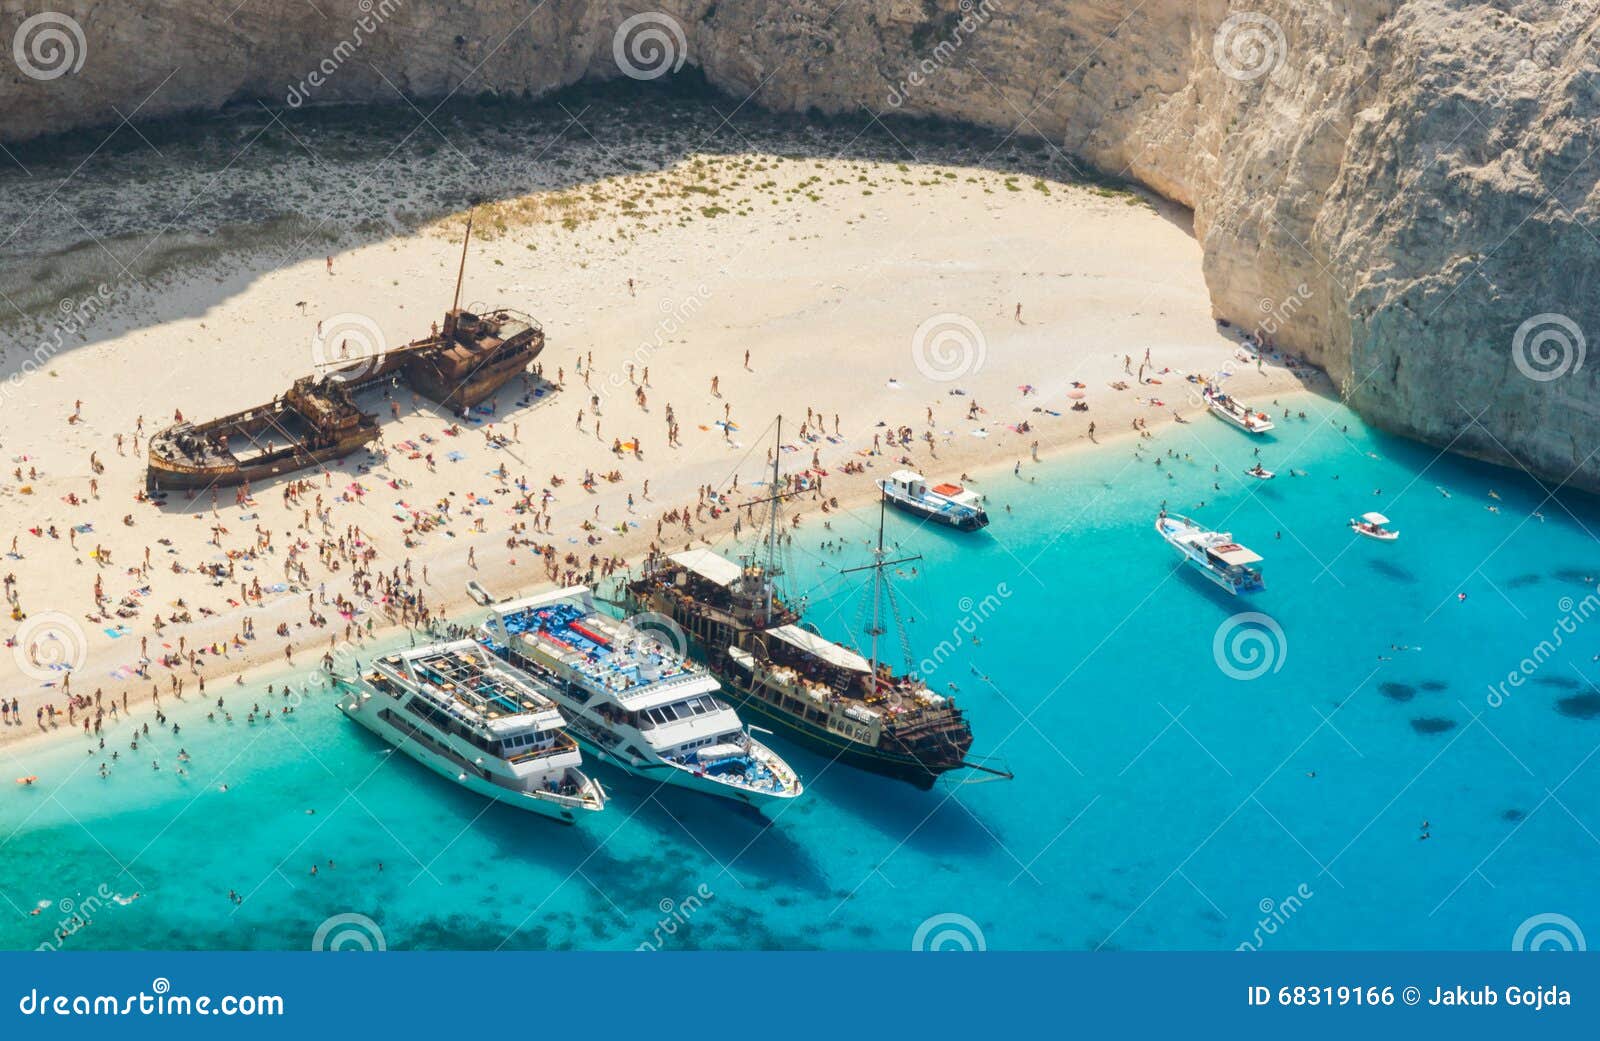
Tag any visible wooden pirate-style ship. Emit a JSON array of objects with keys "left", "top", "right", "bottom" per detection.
[
  {"left": 625, "top": 419, "right": 1011, "bottom": 789},
  {"left": 146, "top": 217, "right": 543, "bottom": 491}
]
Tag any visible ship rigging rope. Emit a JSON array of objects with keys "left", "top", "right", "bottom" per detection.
[{"left": 883, "top": 574, "right": 916, "bottom": 678}]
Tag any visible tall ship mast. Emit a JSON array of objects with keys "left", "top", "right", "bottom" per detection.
[
  {"left": 626, "top": 417, "right": 1009, "bottom": 789},
  {"left": 146, "top": 215, "right": 544, "bottom": 491}
]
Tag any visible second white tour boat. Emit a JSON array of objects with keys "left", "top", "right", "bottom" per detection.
[{"left": 479, "top": 587, "right": 804, "bottom": 809}]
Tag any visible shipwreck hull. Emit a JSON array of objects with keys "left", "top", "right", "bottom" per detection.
[
  {"left": 147, "top": 435, "right": 374, "bottom": 491},
  {"left": 147, "top": 390, "right": 379, "bottom": 492},
  {"left": 407, "top": 348, "right": 536, "bottom": 411}
]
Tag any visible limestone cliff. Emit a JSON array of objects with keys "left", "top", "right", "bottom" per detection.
[{"left": 3, "top": 1, "right": 1597, "bottom": 486}]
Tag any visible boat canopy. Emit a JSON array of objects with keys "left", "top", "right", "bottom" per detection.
[
  {"left": 766, "top": 624, "right": 871, "bottom": 672},
  {"left": 669, "top": 548, "right": 743, "bottom": 588},
  {"left": 1211, "top": 543, "right": 1262, "bottom": 566},
  {"left": 1361, "top": 512, "right": 1390, "bottom": 525}
]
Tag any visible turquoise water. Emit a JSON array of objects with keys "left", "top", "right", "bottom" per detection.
[{"left": 4, "top": 391, "right": 1599, "bottom": 951}]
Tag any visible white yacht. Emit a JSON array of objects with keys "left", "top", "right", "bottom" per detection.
[
  {"left": 876, "top": 470, "right": 989, "bottom": 531},
  {"left": 1350, "top": 511, "right": 1399, "bottom": 541},
  {"left": 478, "top": 587, "right": 804, "bottom": 808},
  {"left": 333, "top": 640, "right": 606, "bottom": 823},
  {"left": 1155, "top": 511, "right": 1265, "bottom": 594},
  {"left": 1203, "top": 386, "right": 1275, "bottom": 434}
]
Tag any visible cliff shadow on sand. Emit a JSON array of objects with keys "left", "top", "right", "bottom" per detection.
[{"left": 0, "top": 73, "right": 1163, "bottom": 378}]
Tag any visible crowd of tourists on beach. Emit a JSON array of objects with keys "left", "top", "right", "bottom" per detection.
[{"left": 0, "top": 310, "right": 1253, "bottom": 791}]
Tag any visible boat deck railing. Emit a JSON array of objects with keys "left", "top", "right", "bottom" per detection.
[{"left": 502, "top": 603, "right": 700, "bottom": 695}]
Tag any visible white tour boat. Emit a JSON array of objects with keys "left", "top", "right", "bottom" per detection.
[
  {"left": 1350, "top": 511, "right": 1399, "bottom": 541},
  {"left": 479, "top": 587, "right": 804, "bottom": 808},
  {"left": 1155, "top": 511, "right": 1266, "bottom": 594},
  {"left": 1204, "top": 387, "right": 1275, "bottom": 434},
  {"left": 333, "top": 640, "right": 606, "bottom": 823},
  {"left": 876, "top": 470, "right": 989, "bottom": 531},
  {"left": 1244, "top": 463, "right": 1275, "bottom": 480}
]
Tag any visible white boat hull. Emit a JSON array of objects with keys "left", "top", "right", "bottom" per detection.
[
  {"left": 563, "top": 712, "right": 802, "bottom": 809},
  {"left": 1205, "top": 393, "right": 1275, "bottom": 434},
  {"left": 337, "top": 694, "right": 602, "bottom": 824},
  {"left": 1155, "top": 514, "right": 1265, "bottom": 595}
]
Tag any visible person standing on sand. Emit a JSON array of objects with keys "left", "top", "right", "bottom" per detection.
[
  {"left": 1015, "top": 303, "right": 1023, "bottom": 323},
  {"left": 325, "top": 256, "right": 333, "bottom": 274}
]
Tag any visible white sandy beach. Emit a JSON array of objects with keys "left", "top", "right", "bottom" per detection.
[{"left": 0, "top": 146, "right": 1317, "bottom": 763}]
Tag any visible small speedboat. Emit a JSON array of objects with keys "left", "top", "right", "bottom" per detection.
[
  {"left": 1204, "top": 387, "right": 1274, "bottom": 434},
  {"left": 1350, "top": 511, "right": 1398, "bottom": 541},
  {"left": 1244, "top": 465, "right": 1275, "bottom": 480},
  {"left": 876, "top": 470, "right": 989, "bottom": 531},
  {"left": 1155, "top": 512, "right": 1265, "bottom": 594}
]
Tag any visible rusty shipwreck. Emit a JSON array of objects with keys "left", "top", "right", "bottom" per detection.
[{"left": 146, "top": 217, "right": 542, "bottom": 491}]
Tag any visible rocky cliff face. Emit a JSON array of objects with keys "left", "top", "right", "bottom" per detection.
[{"left": 4, "top": 0, "right": 1598, "bottom": 487}]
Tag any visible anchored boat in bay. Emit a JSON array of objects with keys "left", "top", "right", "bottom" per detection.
[
  {"left": 332, "top": 639, "right": 606, "bottom": 823},
  {"left": 626, "top": 418, "right": 1011, "bottom": 789},
  {"left": 477, "top": 586, "right": 804, "bottom": 809}
]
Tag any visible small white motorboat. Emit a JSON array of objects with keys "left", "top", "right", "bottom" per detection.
[
  {"left": 1204, "top": 386, "right": 1275, "bottom": 434},
  {"left": 1155, "top": 512, "right": 1265, "bottom": 593},
  {"left": 1350, "top": 511, "right": 1398, "bottom": 541},
  {"left": 1244, "top": 465, "right": 1275, "bottom": 480}
]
